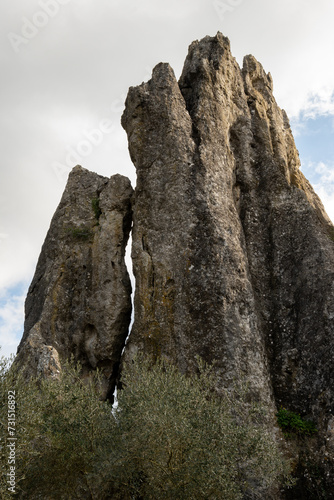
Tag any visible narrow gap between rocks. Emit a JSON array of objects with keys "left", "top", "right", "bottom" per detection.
[
  {"left": 123, "top": 230, "right": 135, "bottom": 354},
  {"left": 112, "top": 228, "right": 135, "bottom": 408}
]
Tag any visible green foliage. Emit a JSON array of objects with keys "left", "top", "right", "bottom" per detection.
[
  {"left": 276, "top": 407, "right": 317, "bottom": 438},
  {"left": 91, "top": 197, "right": 102, "bottom": 221},
  {"left": 0, "top": 349, "right": 292, "bottom": 499},
  {"left": 65, "top": 225, "right": 93, "bottom": 241},
  {"left": 0, "top": 353, "right": 29, "bottom": 499},
  {"left": 110, "top": 355, "right": 292, "bottom": 499},
  {"left": 0, "top": 353, "right": 114, "bottom": 499}
]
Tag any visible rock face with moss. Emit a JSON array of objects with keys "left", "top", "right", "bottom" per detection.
[
  {"left": 17, "top": 33, "right": 334, "bottom": 495},
  {"left": 16, "top": 166, "right": 133, "bottom": 398},
  {"left": 121, "top": 46, "right": 275, "bottom": 410},
  {"left": 121, "top": 33, "right": 334, "bottom": 493}
]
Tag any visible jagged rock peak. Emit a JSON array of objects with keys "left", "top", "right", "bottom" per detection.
[
  {"left": 16, "top": 33, "right": 334, "bottom": 495},
  {"left": 16, "top": 165, "right": 133, "bottom": 398},
  {"left": 122, "top": 32, "right": 334, "bottom": 493}
]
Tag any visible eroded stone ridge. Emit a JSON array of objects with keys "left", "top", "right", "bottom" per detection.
[
  {"left": 122, "top": 38, "right": 273, "bottom": 407},
  {"left": 17, "top": 166, "right": 133, "bottom": 398},
  {"left": 122, "top": 32, "right": 334, "bottom": 490},
  {"left": 16, "top": 32, "right": 334, "bottom": 495}
]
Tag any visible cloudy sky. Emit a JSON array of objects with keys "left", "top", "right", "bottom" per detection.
[{"left": 1, "top": 0, "right": 334, "bottom": 357}]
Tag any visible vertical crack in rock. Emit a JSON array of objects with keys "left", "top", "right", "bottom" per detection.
[
  {"left": 16, "top": 166, "right": 133, "bottom": 399},
  {"left": 240, "top": 52, "right": 334, "bottom": 426},
  {"left": 178, "top": 33, "right": 273, "bottom": 402},
  {"left": 15, "top": 31, "right": 334, "bottom": 493},
  {"left": 121, "top": 34, "right": 274, "bottom": 407},
  {"left": 122, "top": 33, "right": 334, "bottom": 490},
  {"left": 121, "top": 62, "right": 197, "bottom": 374}
]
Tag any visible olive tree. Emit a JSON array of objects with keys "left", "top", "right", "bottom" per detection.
[
  {"left": 110, "top": 355, "right": 291, "bottom": 499},
  {"left": 1, "top": 349, "right": 291, "bottom": 499}
]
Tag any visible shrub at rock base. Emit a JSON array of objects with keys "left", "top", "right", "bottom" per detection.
[{"left": 0, "top": 350, "right": 291, "bottom": 499}]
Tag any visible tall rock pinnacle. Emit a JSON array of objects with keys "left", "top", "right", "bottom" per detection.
[
  {"left": 16, "top": 166, "right": 133, "bottom": 398},
  {"left": 121, "top": 36, "right": 273, "bottom": 403},
  {"left": 16, "top": 32, "right": 334, "bottom": 495},
  {"left": 121, "top": 32, "right": 334, "bottom": 490}
]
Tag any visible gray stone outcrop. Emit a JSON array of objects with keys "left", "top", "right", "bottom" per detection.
[
  {"left": 16, "top": 33, "right": 334, "bottom": 495},
  {"left": 16, "top": 166, "right": 133, "bottom": 398},
  {"left": 122, "top": 33, "right": 334, "bottom": 492}
]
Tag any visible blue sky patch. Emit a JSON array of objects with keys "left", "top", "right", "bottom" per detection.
[{"left": 291, "top": 114, "right": 334, "bottom": 185}]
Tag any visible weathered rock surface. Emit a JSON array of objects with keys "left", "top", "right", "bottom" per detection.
[
  {"left": 16, "top": 165, "right": 133, "bottom": 398},
  {"left": 121, "top": 45, "right": 273, "bottom": 407},
  {"left": 16, "top": 32, "right": 334, "bottom": 496},
  {"left": 122, "top": 33, "right": 334, "bottom": 494}
]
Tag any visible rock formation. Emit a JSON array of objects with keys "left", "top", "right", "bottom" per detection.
[
  {"left": 122, "top": 33, "right": 334, "bottom": 495},
  {"left": 121, "top": 47, "right": 274, "bottom": 408},
  {"left": 17, "top": 33, "right": 334, "bottom": 496},
  {"left": 16, "top": 166, "right": 133, "bottom": 398}
]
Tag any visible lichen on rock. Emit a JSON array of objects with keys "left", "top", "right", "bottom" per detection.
[
  {"left": 16, "top": 32, "right": 334, "bottom": 496},
  {"left": 16, "top": 165, "right": 133, "bottom": 399},
  {"left": 121, "top": 32, "right": 334, "bottom": 494}
]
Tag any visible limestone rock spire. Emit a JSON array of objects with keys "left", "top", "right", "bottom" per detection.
[{"left": 17, "top": 165, "right": 133, "bottom": 398}]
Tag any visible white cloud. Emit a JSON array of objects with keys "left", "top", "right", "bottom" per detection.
[
  {"left": 302, "top": 161, "right": 334, "bottom": 223},
  {"left": 315, "top": 162, "right": 334, "bottom": 184},
  {"left": 0, "top": 291, "right": 25, "bottom": 358},
  {"left": 300, "top": 91, "right": 334, "bottom": 120},
  {"left": 0, "top": 236, "right": 38, "bottom": 290},
  {"left": 314, "top": 185, "right": 334, "bottom": 225},
  {"left": 135, "top": 0, "right": 202, "bottom": 19}
]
